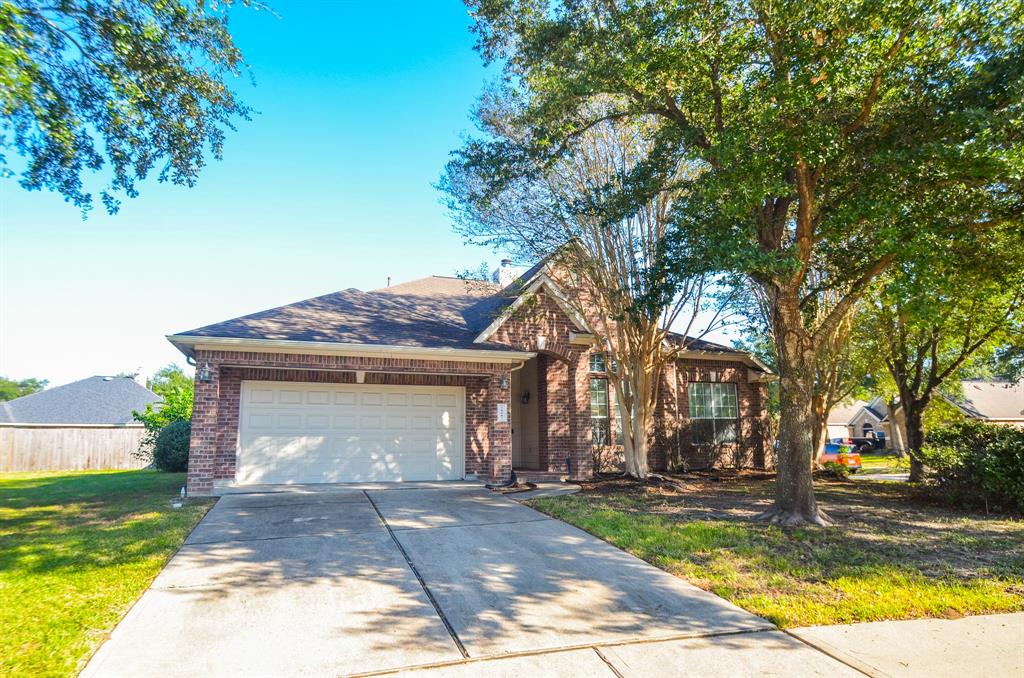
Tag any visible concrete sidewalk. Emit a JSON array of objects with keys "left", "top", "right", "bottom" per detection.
[{"left": 791, "top": 613, "right": 1024, "bottom": 678}]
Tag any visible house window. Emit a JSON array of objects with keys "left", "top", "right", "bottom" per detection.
[
  {"left": 688, "top": 382, "right": 739, "bottom": 445},
  {"left": 590, "top": 353, "right": 619, "bottom": 373},
  {"left": 590, "top": 378, "right": 611, "bottom": 447}
]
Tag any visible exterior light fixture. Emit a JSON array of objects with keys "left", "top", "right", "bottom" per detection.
[
  {"left": 499, "top": 375, "right": 510, "bottom": 390},
  {"left": 197, "top": 362, "right": 213, "bottom": 383},
  {"left": 536, "top": 335, "right": 547, "bottom": 350},
  {"left": 521, "top": 390, "right": 531, "bottom": 405}
]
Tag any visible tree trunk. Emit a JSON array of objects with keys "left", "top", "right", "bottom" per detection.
[
  {"left": 618, "top": 363, "right": 653, "bottom": 480},
  {"left": 903, "top": 400, "right": 927, "bottom": 482},
  {"left": 759, "top": 295, "right": 832, "bottom": 525},
  {"left": 814, "top": 424, "right": 829, "bottom": 464}
]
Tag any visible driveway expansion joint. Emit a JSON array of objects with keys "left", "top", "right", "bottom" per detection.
[
  {"left": 783, "top": 629, "right": 876, "bottom": 677},
  {"left": 389, "top": 516, "right": 552, "bottom": 531},
  {"left": 347, "top": 626, "right": 782, "bottom": 677},
  {"left": 362, "top": 490, "right": 470, "bottom": 659},
  {"left": 184, "top": 527, "right": 384, "bottom": 546},
  {"left": 591, "top": 647, "right": 625, "bottom": 678}
]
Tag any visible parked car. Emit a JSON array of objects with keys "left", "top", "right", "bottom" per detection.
[
  {"left": 830, "top": 435, "right": 884, "bottom": 453},
  {"left": 849, "top": 436, "right": 884, "bottom": 452},
  {"left": 821, "top": 441, "right": 862, "bottom": 473}
]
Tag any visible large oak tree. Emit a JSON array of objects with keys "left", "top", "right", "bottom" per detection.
[
  {"left": 460, "top": 0, "right": 1023, "bottom": 524},
  {"left": 1, "top": 0, "right": 256, "bottom": 213}
]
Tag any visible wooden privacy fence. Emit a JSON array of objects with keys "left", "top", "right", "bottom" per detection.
[{"left": 0, "top": 424, "right": 149, "bottom": 472}]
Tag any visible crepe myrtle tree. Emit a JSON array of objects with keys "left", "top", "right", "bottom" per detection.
[
  {"left": 1, "top": 0, "right": 258, "bottom": 214},
  {"left": 463, "top": 0, "right": 1024, "bottom": 524},
  {"left": 443, "top": 99, "right": 729, "bottom": 479}
]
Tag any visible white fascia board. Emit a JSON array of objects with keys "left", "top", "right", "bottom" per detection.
[
  {"left": 167, "top": 335, "right": 535, "bottom": 364},
  {"left": 473, "top": 273, "right": 591, "bottom": 344}
]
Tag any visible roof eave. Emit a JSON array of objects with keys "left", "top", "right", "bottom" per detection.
[
  {"left": 675, "top": 348, "right": 777, "bottom": 376},
  {"left": 167, "top": 335, "right": 536, "bottom": 364}
]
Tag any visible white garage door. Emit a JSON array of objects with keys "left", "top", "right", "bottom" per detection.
[{"left": 237, "top": 381, "right": 465, "bottom": 485}]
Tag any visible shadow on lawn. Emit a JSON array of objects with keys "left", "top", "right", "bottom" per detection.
[
  {"left": 0, "top": 470, "right": 209, "bottom": 575},
  {"left": 561, "top": 476, "right": 1024, "bottom": 583}
]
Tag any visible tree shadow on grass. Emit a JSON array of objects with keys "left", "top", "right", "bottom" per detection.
[{"left": 0, "top": 470, "right": 209, "bottom": 575}]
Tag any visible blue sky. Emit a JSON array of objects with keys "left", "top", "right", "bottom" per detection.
[{"left": 1, "top": 1, "right": 499, "bottom": 385}]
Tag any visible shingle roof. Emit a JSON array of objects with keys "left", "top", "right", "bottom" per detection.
[
  {"left": 948, "top": 380, "right": 1024, "bottom": 420},
  {"left": 176, "top": 276, "right": 517, "bottom": 350},
  {"left": 0, "top": 376, "right": 161, "bottom": 425},
  {"left": 827, "top": 400, "right": 869, "bottom": 425},
  {"left": 173, "top": 269, "right": 757, "bottom": 364}
]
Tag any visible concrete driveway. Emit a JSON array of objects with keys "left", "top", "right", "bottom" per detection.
[{"left": 83, "top": 484, "right": 855, "bottom": 677}]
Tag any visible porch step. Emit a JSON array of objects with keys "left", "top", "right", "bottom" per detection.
[{"left": 513, "top": 470, "right": 568, "bottom": 483}]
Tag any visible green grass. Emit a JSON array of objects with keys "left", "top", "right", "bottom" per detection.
[
  {"left": 0, "top": 470, "right": 214, "bottom": 676},
  {"left": 858, "top": 452, "right": 909, "bottom": 474},
  {"left": 529, "top": 485, "right": 1024, "bottom": 628}
]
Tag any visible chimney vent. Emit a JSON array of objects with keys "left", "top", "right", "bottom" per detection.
[{"left": 491, "top": 258, "right": 518, "bottom": 288}]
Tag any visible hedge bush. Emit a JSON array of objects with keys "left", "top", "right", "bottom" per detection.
[
  {"left": 918, "top": 420, "right": 1024, "bottom": 512},
  {"left": 153, "top": 419, "right": 192, "bottom": 472}
]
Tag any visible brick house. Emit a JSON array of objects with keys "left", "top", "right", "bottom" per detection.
[{"left": 169, "top": 262, "right": 774, "bottom": 495}]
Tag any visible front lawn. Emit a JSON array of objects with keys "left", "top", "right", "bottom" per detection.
[
  {"left": 0, "top": 470, "right": 214, "bottom": 676},
  {"left": 858, "top": 452, "right": 908, "bottom": 474},
  {"left": 530, "top": 475, "right": 1024, "bottom": 628}
]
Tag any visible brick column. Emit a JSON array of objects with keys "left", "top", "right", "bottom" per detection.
[
  {"left": 187, "top": 358, "right": 219, "bottom": 495},
  {"left": 569, "top": 353, "right": 594, "bottom": 480},
  {"left": 487, "top": 371, "right": 513, "bottom": 481}
]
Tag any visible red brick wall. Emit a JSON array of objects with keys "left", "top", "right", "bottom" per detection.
[
  {"left": 651, "top": 359, "right": 771, "bottom": 471},
  {"left": 485, "top": 288, "right": 771, "bottom": 476},
  {"left": 186, "top": 289, "right": 770, "bottom": 492},
  {"left": 489, "top": 291, "right": 593, "bottom": 479},
  {"left": 186, "top": 350, "right": 511, "bottom": 494}
]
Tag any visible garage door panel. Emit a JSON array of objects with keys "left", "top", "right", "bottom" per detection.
[
  {"left": 361, "top": 392, "right": 384, "bottom": 406},
  {"left": 238, "top": 382, "right": 464, "bottom": 485}
]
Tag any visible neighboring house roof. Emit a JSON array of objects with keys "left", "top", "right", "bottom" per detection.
[
  {"left": 169, "top": 268, "right": 765, "bottom": 368},
  {"left": 0, "top": 376, "right": 161, "bottom": 425},
  {"left": 944, "top": 379, "right": 1024, "bottom": 421},
  {"left": 828, "top": 397, "right": 888, "bottom": 426},
  {"left": 828, "top": 400, "right": 868, "bottom": 426}
]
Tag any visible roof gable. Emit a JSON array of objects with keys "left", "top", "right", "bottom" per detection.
[{"left": 473, "top": 272, "right": 591, "bottom": 344}]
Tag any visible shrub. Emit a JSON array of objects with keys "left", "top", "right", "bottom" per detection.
[
  {"left": 821, "top": 461, "right": 850, "bottom": 480},
  {"left": 153, "top": 420, "right": 192, "bottom": 472},
  {"left": 918, "top": 420, "right": 1024, "bottom": 512},
  {"left": 132, "top": 371, "right": 193, "bottom": 463}
]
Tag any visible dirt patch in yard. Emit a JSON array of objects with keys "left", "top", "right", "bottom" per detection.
[
  {"left": 564, "top": 472, "right": 1024, "bottom": 585},
  {"left": 530, "top": 474, "right": 1024, "bottom": 626}
]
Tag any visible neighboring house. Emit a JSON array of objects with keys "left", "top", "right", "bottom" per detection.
[
  {"left": 0, "top": 376, "right": 161, "bottom": 472},
  {"left": 941, "top": 379, "right": 1024, "bottom": 429},
  {"left": 829, "top": 380, "right": 1024, "bottom": 454},
  {"left": 826, "top": 397, "right": 890, "bottom": 445},
  {"left": 169, "top": 262, "right": 774, "bottom": 495}
]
